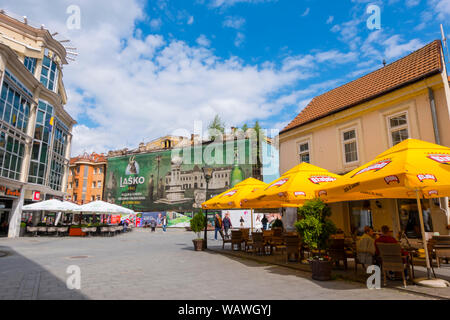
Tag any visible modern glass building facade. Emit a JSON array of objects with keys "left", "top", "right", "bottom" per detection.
[{"left": 0, "top": 12, "right": 75, "bottom": 237}]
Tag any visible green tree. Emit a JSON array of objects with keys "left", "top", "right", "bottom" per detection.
[
  {"left": 294, "top": 199, "right": 337, "bottom": 256},
  {"left": 241, "top": 123, "right": 249, "bottom": 133},
  {"left": 208, "top": 115, "right": 225, "bottom": 138}
]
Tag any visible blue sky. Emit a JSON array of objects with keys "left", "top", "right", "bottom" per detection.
[{"left": 2, "top": 0, "right": 450, "bottom": 154}]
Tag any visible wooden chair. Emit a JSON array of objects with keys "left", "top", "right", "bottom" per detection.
[
  {"left": 248, "top": 232, "right": 265, "bottom": 255},
  {"left": 231, "top": 230, "right": 243, "bottom": 251},
  {"left": 431, "top": 236, "right": 450, "bottom": 268},
  {"left": 328, "top": 239, "right": 348, "bottom": 269},
  {"left": 377, "top": 243, "right": 410, "bottom": 288},
  {"left": 285, "top": 235, "right": 301, "bottom": 263}
]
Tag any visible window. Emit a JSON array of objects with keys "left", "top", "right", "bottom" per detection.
[
  {"left": 99, "top": 167, "right": 103, "bottom": 174},
  {"left": 93, "top": 168, "right": 97, "bottom": 174},
  {"left": 349, "top": 201, "right": 373, "bottom": 236},
  {"left": 398, "top": 199, "right": 433, "bottom": 239},
  {"left": 96, "top": 195, "right": 101, "bottom": 201},
  {"left": 298, "top": 142, "right": 310, "bottom": 163},
  {"left": 69, "top": 183, "right": 72, "bottom": 189},
  {"left": 75, "top": 179, "right": 79, "bottom": 188},
  {"left": 92, "top": 181, "right": 96, "bottom": 188},
  {"left": 91, "top": 196, "right": 95, "bottom": 201},
  {"left": 23, "top": 57, "right": 37, "bottom": 74},
  {"left": 0, "top": 132, "right": 25, "bottom": 181},
  {"left": 388, "top": 113, "right": 409, "bottom": 146},
  {"left": 98, "top": 181, "right": 102, "bottom": 188},
  {"left": 40, "top": 50, "right": 59, "bottom": 92},
  {"left": 342, "top": 129, "right": 358, "bottom": 164},
  {"left": 28, "top": 101, "right": 53, "bottom": 185},
  {"left": 0, "top": 81, "right": 31, "bottom": 133}
]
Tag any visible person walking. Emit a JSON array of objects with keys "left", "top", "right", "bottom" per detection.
[
  {"left": 150, "top": 218, "right": 157, "bottom": 232},
  {"left": 222, "top": 213, "right": 232, "bottom": 239},
  {"left": 162, "top": 215, "right": 167, "bottom": 232},
  {"left": 214, "top": 213, "right": 224, "bottom": 241},
  {"left": 239, "top": 216, "right": 244, "bottom": 227},
  {"left": 261, "top": 215, "right": 268, "bottom": 231}
]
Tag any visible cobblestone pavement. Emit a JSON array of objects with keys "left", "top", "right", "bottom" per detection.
[{"left": 0, "top": 229, "right": 435, "bottom": 300}]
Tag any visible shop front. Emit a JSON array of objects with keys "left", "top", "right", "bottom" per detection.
[{"left": 0, "top": 182, "right": 23, "bottom": 237}]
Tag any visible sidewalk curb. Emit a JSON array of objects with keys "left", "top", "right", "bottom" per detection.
[{"left": 208, "top": 248, "right": 449, "bottom": 300}]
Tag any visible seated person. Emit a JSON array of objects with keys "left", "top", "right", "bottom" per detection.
[
  {"left": 375, "top": 225, "right": 399, "bottom": 256},
  {"left": 356, "top": 226, "right": 376, "bottom": 266}
]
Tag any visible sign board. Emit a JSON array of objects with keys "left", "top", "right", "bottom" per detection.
[{"left": 32, "top": 191, "right": 41, "bottom": 201}]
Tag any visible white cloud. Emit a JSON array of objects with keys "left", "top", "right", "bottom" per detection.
[
  {"left": 405, "top": 0, "right": 421, "bottom": 7},
  {"left": 301, "top": 8, "right": 310, "bottom": 17},
  {"left": 234, "top": 32, "right": 245, "bottom": 47},
  {"left": 383, "top": 35, "right": 424, "bottom": 59},
  {"left": 207, "top": 0, "right": 275, "bottom": 8},
  {"left": 431, "top": 0, "right": 450, "bottom": 19},
  {"left": 196, "top": 34, "right": 211, "bottom": 46},
  {"left": 223, "top": 16, "right": 246, "bottom": 29},
  {"left": 149, "top": 18, "right": 163, "bottom": 30},
  {"left": 187, "top": 16, "right": 194, "bottom": 25},
  {"left": 2, "top": 0, "right": 307, "bottom": 156},
  {"left": 326, "top": 16, "right": 334, "bottom": 24}
]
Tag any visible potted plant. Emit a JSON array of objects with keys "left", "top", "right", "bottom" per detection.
[
  {"left": 190, "top": 211, "right": 206, "bottom": 251},
  {"left": 19, "top": 222, "right": 27, "bottom": 237},
  {"left": 295, "top": 199, "right": 337, "bottom": 281}
]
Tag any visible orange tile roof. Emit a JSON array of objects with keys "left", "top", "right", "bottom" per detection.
[
  {"left": 281, "top": 40, "right": 443, "bottom": 134},
  {"left": 70, "top": 152, "right": 106, "bottom": 165}
]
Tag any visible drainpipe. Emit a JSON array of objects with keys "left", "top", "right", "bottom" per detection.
[{"left": 428, "top": 87, "right": 450, "bottom": 234}]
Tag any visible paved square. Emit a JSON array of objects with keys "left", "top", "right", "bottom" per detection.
[{"left": 0, "top": 229, "right": 435, "bottom": 300}]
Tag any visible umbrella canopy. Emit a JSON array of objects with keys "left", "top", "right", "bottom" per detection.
[
  {"left": 22, "top": 199, "right": 80, "bottom": 212},
  {"left": 320, "top": 138, "right": 450, "bottom": 279},
  {"left": 73, "top": 201, "right": 134, "bottom": 214},
  {"left": 320, "top": 139, "right": 450, "bottom": 202},
  {"left": 202, "top": 178, "right": 268, "bottom": 210},
  {"left": 244, "top": 162, "right": 341, "bottom": 208}
]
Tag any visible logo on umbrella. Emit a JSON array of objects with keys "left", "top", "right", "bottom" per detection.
[
  {"left": 351, "top": 159, "right": 392, "bottom": 178},
  {"left": 294, "top": 191, "right": 306, "bottom": 197},
  {"left": 318, "top": 190, "right": 327, "bottom": 197},
  {"left": 220, "top": 190, "right": 238, "bottom": 198},
  {"left": 427, "top": 154, "right": 450, "bottom": 165},
  {"left": 267, "top": 178, "right": 289, "bottom": 189},
  {"left": 384, "top": 175, "right": 400, "bottom": 185},
  {"left": 308, "top": 176, "right": 337, "bottom": 184},
  {"left": 417, "top": 174, "right": 437, "bottom": 182},
  {"left": 428, "top": 190, "right": 439, "bottom": 196}
]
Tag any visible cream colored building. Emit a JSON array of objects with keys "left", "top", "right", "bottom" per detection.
[
  {"left": 279, "top": 40, "right": 450, "bottom": 238},
  {"left": 0, "top": 12, "right": 76, "bottom": 237}
]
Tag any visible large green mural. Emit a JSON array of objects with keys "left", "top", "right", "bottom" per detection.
[{"left": 104, "top": 140, "right": 257, "bottom": 212}]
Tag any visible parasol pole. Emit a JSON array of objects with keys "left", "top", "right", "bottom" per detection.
[
  {"left": 251, "top": 208, "right": 253, "bottom": 232},
  {"left": 415, "top": 189, "right": 432, "bottom": 279}
]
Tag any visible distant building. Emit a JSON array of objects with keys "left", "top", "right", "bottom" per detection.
[
  {"left": 66, "top": 152, "right": 107, "bottom": 204},
  {"left": 104, "top": 132, "right": 279, "bottom": 213},
  {"left": 0, "top": 12, "right": 76, "bottom": 237},
  {"left": 279, "top": 40, "right": 450, "bottom": 236}
]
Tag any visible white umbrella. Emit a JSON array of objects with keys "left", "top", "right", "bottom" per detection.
[
  {"left": 22, "top": 199, "right": 79, "bottom": 212},
  {"left": 73, "top": 201, "right": 134, "bottom": 215}
]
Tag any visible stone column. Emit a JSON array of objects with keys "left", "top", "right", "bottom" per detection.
[
  {"left": 8, "top": 188, "right": 25, "bottom": 238},
  {"left": 60, "top": 131, "right": 73, "bottom": 194}
]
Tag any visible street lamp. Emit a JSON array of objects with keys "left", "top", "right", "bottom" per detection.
[{"left": 202, "top": 165, "right": 213, "bottom": 249}]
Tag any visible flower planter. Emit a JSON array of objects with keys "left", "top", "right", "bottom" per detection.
[
  {"left": 192, "top": 239, "right": 205, "bottom": 251},
  {"left": 310, "top": 259, "right": 332, "bottom": 281}
]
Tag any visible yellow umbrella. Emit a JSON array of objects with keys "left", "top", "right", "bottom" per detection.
[
  {"left": 201, "top": 178, "right": 267, "bottom": 210},
  {"left": 321, "top": 138, "right": 450, "bottom": 279},
  {"left": 214, "top": 178, "right": 268, "bottom": 209},
  {"left": 244, "top": 162, "right": 341, "bottom": 208},
  {"left": 201, "top": 178, "right": 268, "bottom": 232}
]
